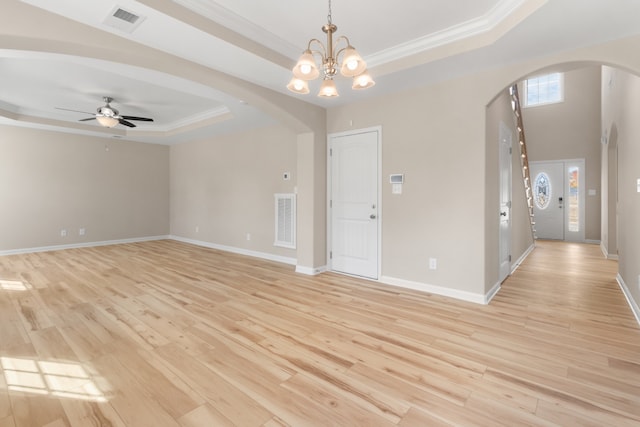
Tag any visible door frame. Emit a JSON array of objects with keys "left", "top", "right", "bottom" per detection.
[
  {"left": 327, "top": 126, "right": 382, "bottom": 279},
  {"left": 530, "top": 158, "right": 586, "bottom": 242}
]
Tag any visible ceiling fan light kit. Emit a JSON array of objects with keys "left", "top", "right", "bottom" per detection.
[
  {"left": 96, "top": 115, "right": 119, "bottom": 128},
  {"left": 287, "top": 0, "right": 375, "bottom": 98}
]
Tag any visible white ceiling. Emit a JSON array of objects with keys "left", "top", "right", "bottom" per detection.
[{"left": 3, "top": 0, "right": 640, "bottom": 144}]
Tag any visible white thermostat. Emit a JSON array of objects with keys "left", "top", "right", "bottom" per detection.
[{"left": 389, "top": 174, "right": 404, "bottom": 184}]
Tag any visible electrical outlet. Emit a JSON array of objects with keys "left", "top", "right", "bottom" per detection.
[
  {"left": 429, "top": 258, "right": 437, "bottom": 270},
  {"left": 60, "top": 229, "right": 67, "bottom": 237},
  {"left": 195, "top": 225, "right": 199, "bottom": 233},
  {"left": 246, "top": 233, "right": 251, "bottom": 241},
  {"left": 79, "top": 228, "right": 86, "bottom": 236}
]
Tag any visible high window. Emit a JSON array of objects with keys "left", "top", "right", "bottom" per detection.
[{"left": 524, "top": 72, "right": 563, "bottom": 107}]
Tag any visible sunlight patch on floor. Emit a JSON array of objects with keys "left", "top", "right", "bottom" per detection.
[
  {"left": 0, "top": 280, "right": 29, "bottom": 291},
  {"left": 1, "top": 357, "right": 107, "bottom": 402}
]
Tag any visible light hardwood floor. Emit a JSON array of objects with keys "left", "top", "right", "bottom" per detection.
[{"left": 0, "top": 239, "right": 639, "bottom": 426}]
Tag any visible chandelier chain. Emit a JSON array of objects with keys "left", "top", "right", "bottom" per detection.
[{"left": 327, "top": 0, "right": 332, "bottom": 25}]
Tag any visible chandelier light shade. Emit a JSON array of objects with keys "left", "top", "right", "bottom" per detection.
[
  {"left": 318, "top": 78, "right": 339, "bottom": 97},
  {"left": 352, "top": 70, "right": 375, "bottom": 89},
  {"left": 288, "top": 0, "right": 375, "bottom": 98}
]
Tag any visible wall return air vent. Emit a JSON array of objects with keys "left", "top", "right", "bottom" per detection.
[
  {"left": 274, "top": 193, "right": 296, "bottom": 249},
  {"left": 103, "top": 6, "right": 146, "bottom": 33}
]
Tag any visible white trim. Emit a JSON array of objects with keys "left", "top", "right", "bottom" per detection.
[
  {"left": 511, "top": 243, "right": 535, "bottom": 274},
  {"left": 170, "top": 235, "right": 296, "bottom": 266},
  {"left": 172, "top": 0, "right": 300, "bottom": 58},
  {"left": 616, "top": 274, "right": 640, "bottom": 326},
  {"left": 379, "top": 275, "right": 488, "bottom": 305},
  {"left": 367, "top": 0, "right": 534, "bottom": 68},
  {"left": 0, "top": 235, "right": 169, "bottom": 256},
  {"left": 327, "top": 126, "right": 382, "bottom": 280},
  {"left": 600, "top": 242, "right": 619, "bottom": 260},
  {"left": 485, "top": 282, "right": 502, "bottom": 304},
  {"left": 295, "top": 265, "right": 328, "bottom": 276}
]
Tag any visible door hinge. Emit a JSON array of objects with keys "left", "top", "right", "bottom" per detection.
[
  {"left": 330, "top": 148, "right": 332, "bottom": 156},
  {"left": 508, "top": 255, "right": 512, "bottom": 262},
  {"left": 329, "top": 200, "right": 332, "bottom": 208},
  {"left": 330, "top": 251, "right": 332, "bottom": 259},
  {"left": 509, "top": 147, "right": 512, "bottom": 154}
]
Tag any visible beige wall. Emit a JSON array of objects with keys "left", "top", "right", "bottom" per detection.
[
  {"left": 521, "top": 66, "right": 602, "bottom": 241},
  {"left": 601, "top": 66, "right": 640, "bottom": 313},
  {"left": 0, "top": 125, "right": 169, "bottom": 251},
  {"left": 1, "top": 0, "right": 328, "bottom": 269},
  {"left": 328, "top": 80, "right": 486, "bottom": 295},
  {"left": 170, "top": 124, "right": 298, "bottom": 259},
  {"left": 328, "top": 34, "right": 640, "bottom": 300},
  {"left": 5, "top": 0, "right": 640, "bottom": 307}
]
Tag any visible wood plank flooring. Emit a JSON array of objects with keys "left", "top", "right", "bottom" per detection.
[{"left": 0, "top": 239, "right": 638, "bottom": 426}]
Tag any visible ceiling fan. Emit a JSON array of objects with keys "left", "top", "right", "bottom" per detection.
[{"left": 56, "top": 97, "right": 154, "bottom": 128}]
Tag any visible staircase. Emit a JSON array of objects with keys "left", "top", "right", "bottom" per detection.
[{"left": 509, "top": 84, "right": 536, "bottom": 239}]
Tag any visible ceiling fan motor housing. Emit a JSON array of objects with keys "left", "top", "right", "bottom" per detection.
[{"left": 98, "top": 105, "right": 118, "bottom": 117}]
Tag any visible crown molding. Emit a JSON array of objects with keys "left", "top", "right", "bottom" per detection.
[
  {"left": 173, "top": 0, "right": 300, "bottom": 58},
  {"left": 367, "top": 0, "right": 544, "bottom": 68}
]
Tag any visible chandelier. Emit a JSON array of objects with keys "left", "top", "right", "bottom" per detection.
[{"left": 287, "top": 0, "right": 375, "bottom": 97}]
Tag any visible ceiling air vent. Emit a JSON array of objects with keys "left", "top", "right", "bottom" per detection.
[
  {"left": 103, "top": 6, "right": 145, "bottom": 33},
  {"left": 113, "top": 8, "right": 139, "bottom": 24}
]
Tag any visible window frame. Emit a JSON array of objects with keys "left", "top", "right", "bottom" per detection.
[{"left": 523, "top": 72, "right": 564, "bottom": 108}]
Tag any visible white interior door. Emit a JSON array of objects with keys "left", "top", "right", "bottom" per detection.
[
  {"left": 329, "top": 129, "right": 379, "bottom": 279},
  {"left": 499, "top": 123, "right": 512, "bottom": 282},
  {"left": 530, "top": 160, "right": 585, "bottom": 241}
]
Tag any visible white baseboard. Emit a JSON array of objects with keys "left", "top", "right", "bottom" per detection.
[
  {"left": 0, "top": 235, "right": 170, "bottom": 256},
  {"left": 484, "top": 281, "right": 501, "bottom": 304},
  {"left": 616, "top": 274, "right": 640, "bottom": 326},
  {"left": 600, "top": 242, "right": 619, "bottom": 260},
  {"left": 169, "top": 235, "right": 297, "bottom": 266},
  {"left": 379, "top": 275, "right": 488, "bottom": 305},
  {"left": 511, "top": 243, "right": 535, "bottom": 274},
  {"left": 585, "top": 239, "right": 601, "bottom": 245},
  {"left": 295, "top": 265, "right": 328, "bottom": 275}
]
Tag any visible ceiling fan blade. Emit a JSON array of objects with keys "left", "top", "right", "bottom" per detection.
[
  {"left": 121, "top": 115, "right": 154, "bottom": 122},
  {"left": 78, "top": 117, "right": 96, "bottom": 122},
  {"left": 55, "top": 107, "right": 94, "bottom": 115},
  {"left": 118, "top": 118, "right": 136, "bottom": 128}
]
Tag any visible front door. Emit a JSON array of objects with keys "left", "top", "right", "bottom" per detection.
[
  {"left": 329, "top": 129, "right": 379, "bottom": 279},
  {"left": 530, "top": 160, "right": 585, "bottom": 241}
]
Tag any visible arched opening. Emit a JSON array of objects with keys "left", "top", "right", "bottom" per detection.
[{"left": 486, "top": 61, "right": 640, "bottom": 323}]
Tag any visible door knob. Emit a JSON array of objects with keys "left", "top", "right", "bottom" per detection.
[
  {"left": 500, "top": 212, "right": 507, "bottom": 217},
  {"left": 370, "top": 214, "right": 376, "bottom": 219}
]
